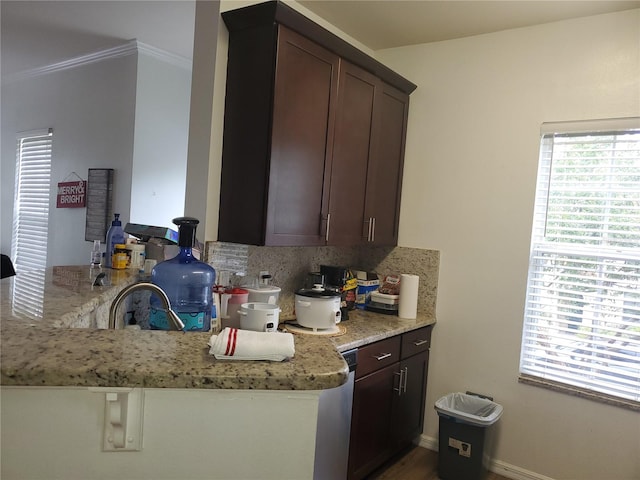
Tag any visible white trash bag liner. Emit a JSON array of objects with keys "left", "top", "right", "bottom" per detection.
[{"left": 435, "top": 392, "right": 503, "bottom": 427}]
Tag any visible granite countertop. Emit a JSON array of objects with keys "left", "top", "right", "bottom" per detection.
[
  {"left": 1, "top": 265, "right": 139, "bottom": 327},
  {"left": 1, "top": 266, "right": 435, "bottom": 391}
]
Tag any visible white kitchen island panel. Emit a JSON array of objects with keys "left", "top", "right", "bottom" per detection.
[{"left": 1, "top": 386, "right": 319, "bottom": 479}]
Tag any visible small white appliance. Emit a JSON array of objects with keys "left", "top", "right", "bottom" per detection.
[
  {"left": 294, "top": 285, "right": 341, "bottom": 331},
  {"left": 238, "top": 302, "right": 280, "bottom": 332},
  {"left": 245, "top": 285, "right": 281, "bottom": 305}
]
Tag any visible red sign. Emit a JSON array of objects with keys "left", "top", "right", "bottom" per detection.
[{"left": 56, "top": 180, "right": 86, "bottom": 208}]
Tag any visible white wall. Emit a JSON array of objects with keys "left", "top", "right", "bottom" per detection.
[
  {"left": 1, "top": 56, "right": 137, "bottom": 266},
  {"left": 1, "top": 45, "right": 193, "bottom": 265},
  {"left": 377, "top": 9, "right": 640, "bottom": 480},
  {"left": 185, "top": 0, "right": 221, "bottom": 241},
  {"left": 130, "top": 51, "right": 192, "bottom": 230}
]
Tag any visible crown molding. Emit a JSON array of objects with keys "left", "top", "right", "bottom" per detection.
[
  {"left": 3, "top": 40, "right": 191, "bottom": 84},
  {"left": 135, "top": 41, "right": 192, "bottom": 70}
]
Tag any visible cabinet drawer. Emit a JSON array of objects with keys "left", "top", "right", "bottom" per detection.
[
  {"left": 356, "top": 336, "right": 401, "bottom": 379},
  {"left": 401, "top": 326, "right": 432, "bottom": 359}
]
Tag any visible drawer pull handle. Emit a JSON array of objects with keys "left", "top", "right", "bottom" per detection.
[
  {"left": 413, "top": 339, "right": 429, "bottom": 347},
  {"left": 373, "top": 352, "right": 392, "bottom": 361}
]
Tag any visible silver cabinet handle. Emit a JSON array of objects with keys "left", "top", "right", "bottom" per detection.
[
  {"left": 402, "top": 366, "right": 408, "bottom": 394},
  {"left": 367, "top": 217, "right": 373, "bottom": 242},
  {"left": 394, "top": 369, "right": 404, "bottom": 396},
  {"left": 413, "top": 339, "right": 429, "bottom": 347},
  {"left": 325, "top": 213, "right": 331, "bottom": 242},
  {"left": 373, "top": 352, "right": 391, "bottom": 361},
  {"left": 371, "top": 217, "right": 376, "bottom": 242}
]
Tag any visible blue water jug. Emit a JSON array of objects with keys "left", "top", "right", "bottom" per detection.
[{"left": 149, "top": 217, "right": 216, "bottom": 331}]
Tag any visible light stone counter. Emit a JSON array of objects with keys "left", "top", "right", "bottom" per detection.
[
  {"left": 1, "top": 266, "right": 435, "bottom": 390},
  {"left": 326, "top": 309, "right": 436, "bottom": 353},
  {"left": 1, "top": 265, "right": 139, "bottom": 328}
]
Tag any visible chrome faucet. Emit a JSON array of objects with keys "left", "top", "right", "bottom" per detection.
[{"left": 108, "top": 282, "right": 185, "bottom": 331}]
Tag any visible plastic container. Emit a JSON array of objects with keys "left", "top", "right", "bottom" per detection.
[
  {"left": 105, "top": 214, "right": 125, "bottom": 268},
  {"left": 112, "top": 244, "right": 129, "bottom": 270},
  {"left": 370, "top": 291, "right": 398, "bottom": 305},
  {"left": 246, "top": 285, "right": 281, "bottom": 305},
  {"left": 149, "top": 217, "right": 216, "bottom": 331},
  {"left": 366, "top": 291, "right": 400, "bottom": 314},
  {"left": 219, "top": 287, "right": 249, "bottom": 329},
  {"left": 238, "top": 302, "right": 280, "bottom": 332},
  {"left": 125, "top": 243, "right": 146, "bottom": 271},
  {"left": 435, "top": 393, "right": 503, "bottom": 480},
  {"left": 90, "top": 240, "right": 102, "bottom": 267}
]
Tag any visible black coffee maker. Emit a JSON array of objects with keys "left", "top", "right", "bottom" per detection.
[{"left": 320, "top": 265, "right": 357, "bottom": 320}]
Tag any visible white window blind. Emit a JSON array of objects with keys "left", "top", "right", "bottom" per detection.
[
  {"left": 11, "top": 129, "right": 53, "bottom": 318},
  {"left": 520, "top": 119, "right": 640, "bottom": 407},
  {"left": 12, "top": 129, "right": 52, "bottom": 272}
]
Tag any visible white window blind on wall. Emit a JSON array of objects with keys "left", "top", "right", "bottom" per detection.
[
  {"left": 12, "top": 129, "right": 53, "bottom": 272},
  {"left": 520, "top": 118, "right": 640, "bottom": 407}
]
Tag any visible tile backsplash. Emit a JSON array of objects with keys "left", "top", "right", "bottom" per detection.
[{"left": 206, "top": 242, "right": 439, "bottom": 317}]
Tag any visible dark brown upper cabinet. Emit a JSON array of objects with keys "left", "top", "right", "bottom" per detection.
[
  {"left": 219, "top": 1, "right": 415, "bottom": 246},
  {"left": 328, "top": 61, "right": 376, "bottom": 246},
  {"left": 365, "top": 83, "right": 410, "bottom": 246}
]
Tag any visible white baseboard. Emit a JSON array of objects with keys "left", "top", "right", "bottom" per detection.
[
  {"left": 418, "top": 434, "right": 439, "bottom": 451},
  {"left": 418, "top": 435, "right": 556, "bottom": 480}
]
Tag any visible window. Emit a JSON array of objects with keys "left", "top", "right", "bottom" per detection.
[
  {"left": 11, "top": 129, "right": 52, "bottom": 317},
  {"left": 520, "top": 118, "right": 640, "bottom": 409}
]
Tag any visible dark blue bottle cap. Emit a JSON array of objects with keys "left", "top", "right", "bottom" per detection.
[{"left": 173, "top": 217, "right": 199, "bottom": 248}]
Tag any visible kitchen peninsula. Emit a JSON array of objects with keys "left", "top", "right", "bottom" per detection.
[{"left": 1, "top": 266, "right": 435, "bottom": 479}]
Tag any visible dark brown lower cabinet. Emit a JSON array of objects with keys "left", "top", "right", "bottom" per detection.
[
  {"left": 391, "top": 350, "right": 430, "bottom": 447},
  {"left": 348, "top": 326, "right": 432, "bottom": 480},
  {"left": 349, "top": 363, "right": 397, "bottom": 479}
]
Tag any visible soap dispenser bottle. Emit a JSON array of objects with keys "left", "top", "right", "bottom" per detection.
[
  {"left": 149, "top": 217, "right": 216, "bottom": 331},
  {"left": 105, "top": 213, "right": 125, "bottom": 268}
]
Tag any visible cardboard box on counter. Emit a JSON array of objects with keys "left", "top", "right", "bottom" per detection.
[{"left": 354, "top": 270, "right": 380, "bottom": 309}]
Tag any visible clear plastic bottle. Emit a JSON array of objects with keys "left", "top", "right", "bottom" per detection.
[
  {"left": 90, "top": 240, "right": 102, "bottom": 267},
  {"left": 105, "top": 214, "right": 125, "bottom": 268},
  {"left": 149, "top": 217, "right": 216, "bottom": 331}
]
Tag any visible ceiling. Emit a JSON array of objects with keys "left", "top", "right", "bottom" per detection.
[
  {"left": 2, "top": 0, "right": 639, "bottom": 78},
  {"left": 299, "top": 1, "right": 640, "bottom": 50},
  {"left": 1, "top": 1, "right": 197, "bottom": 77}
]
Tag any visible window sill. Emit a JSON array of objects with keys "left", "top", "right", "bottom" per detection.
[{"left": 518, "top": 374, "right": 640, "bottom": 412}]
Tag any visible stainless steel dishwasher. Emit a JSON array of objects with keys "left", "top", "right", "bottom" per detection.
[{"left": 314, "top": 348, "right": 358, "bottom": 480}]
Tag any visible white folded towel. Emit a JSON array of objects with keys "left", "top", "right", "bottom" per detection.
[{"left": 208, "top": 327, "right": 295, "bottom": 361}]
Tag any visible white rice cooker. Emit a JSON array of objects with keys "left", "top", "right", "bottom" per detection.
[
  {"left": 294, "top": 284, "right": 342, "bottom": 330},
  {"left": 238, "top": 302, "right": 280, "bottom": 332},
  {"left": 245, "top": 285, "right": 281, "bottom": 305}
]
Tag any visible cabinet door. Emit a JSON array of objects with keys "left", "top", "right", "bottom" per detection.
[
  {"left": 348, "top": 363, "right": 397, "bottom": 480},
  {"left": 364, "top": 82, "right": 409, "bottom": 245},
  {"left": 266, "top": 27, "right": 339, "bottom": 246},
  {"left": 391, "top": 350, "right": 429, "bottom": 449},
  {"left": 327, "top": 61, "right": 378, "bottom": 246}
]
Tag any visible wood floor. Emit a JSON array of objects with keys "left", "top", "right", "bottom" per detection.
[{"left": 369, "top": 446, "right": 509, "bottom": 480}]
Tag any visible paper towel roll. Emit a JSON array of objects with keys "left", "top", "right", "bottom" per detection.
[{"left": 398, "top": 274, "right": 419, "bottom": 319}]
